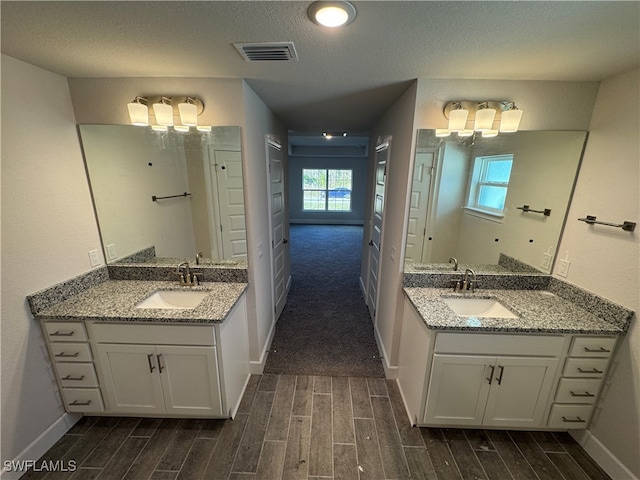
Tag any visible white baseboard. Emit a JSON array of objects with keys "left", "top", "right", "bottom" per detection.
[
  {"left": 359, "top": 276, "right": 366, "bottom": 296},
  {"left": 1, "top": 413, "right": 80, "bottom": 480},
  {"left": 570, "top": 429, "right": 638, "bottom": 480},
  {"left": 289, "top": 219, "right": 364, "bottom": 225},
  {"left": 373, "top": 323, "right": 398, "bottom": 379},
  {"left": 250, "top": 317, "right": 277, "bottom": 375}
]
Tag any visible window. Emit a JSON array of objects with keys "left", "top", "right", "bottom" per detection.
[
  {"left": 302, "top": 169, "right": 352, "bottom": 211},
  {"left": 467, "top": 154, "right": 513, "bottom": 216}
]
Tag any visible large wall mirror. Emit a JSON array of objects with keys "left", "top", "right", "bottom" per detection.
[
  {"left": 79, "top": 125, "right": 246, "bottom": 265},
  {"left": 404, "top": 130, "right": 587, "bottom": 274}
]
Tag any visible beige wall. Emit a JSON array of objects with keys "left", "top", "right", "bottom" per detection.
[
  {"left": 1, "top": 55, "right": 104, "bottom": 466},
  {"left": 556, "top": 68, "right": 639, "bottom": 478}
]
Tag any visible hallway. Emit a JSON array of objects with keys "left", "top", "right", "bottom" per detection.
[{"left": 263, "top": 225, "right": 384, "bottom": 378}]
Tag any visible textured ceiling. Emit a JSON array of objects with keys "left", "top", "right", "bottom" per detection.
[{"left": 2, "top": 1, "right": 639, "bottom": 134}]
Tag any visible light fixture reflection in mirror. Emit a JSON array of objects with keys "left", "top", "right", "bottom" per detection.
[
  {"left": 79, "top": 125, "right": 246, "bottom": 265},
  {"left": 404, "top": 130, "right": 587, "bottom": 275}
]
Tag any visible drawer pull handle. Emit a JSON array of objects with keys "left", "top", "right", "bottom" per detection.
[
  {"left": 157, "top": 354, "right": 164, "bottom": 373},
  {"left": 584, "top": 347, "right": 610, "bottom": 353},
  {"left": 570, "top": 391, "right": 595, "bottom": 397},
  {"left": 562, "top": 416, "right": 586, "bottom": 423},
  {"left": 69, "top": 400, "right": 92, "bottom": 406},
  {"left": 486, "top": 365, "right": 495, "bottom": 385},
  {"left": 51, "top": 331, "right": 75, "bottom": 337},
  {"left": 62, "top": 375, "right": 85, "bottom": 381},
  {"left": 496, "top": 365, "right": 505, "bottom": 385},
  {"left": 147, "top": 354, "right": 156, "bottom": 373},
  {"left": 577, "top": 368, "right": 603, "bottom": 374},
  {"left": 55, "top": 352, "right": 80, "bottom": 358}
]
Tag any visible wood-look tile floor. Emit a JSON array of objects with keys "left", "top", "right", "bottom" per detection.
[{"left": 23, "top": 374, "right": 611, "bottom": 480}]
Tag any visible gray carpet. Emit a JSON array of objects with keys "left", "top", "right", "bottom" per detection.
[{"left": 263, "top": 224, "right": 385, "bottom": 377}]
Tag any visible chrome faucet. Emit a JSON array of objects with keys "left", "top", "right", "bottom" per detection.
[
  {"left": 195, "top": 252, "right": 203, "bottom": 265},
  {"left": 176, "top": 261, "right": 199, "bottom": 286},
  {"left": 449, "top": 257, "right": 458, "bottom": 271},
  {"left": 462, "top": 268, "right": 477, "bottom": 293}
]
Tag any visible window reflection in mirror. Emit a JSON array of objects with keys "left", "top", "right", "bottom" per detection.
[
  {"left": 79, "top": 125, "right": 246, "bottom": 265},
  {"left": 404, "top": 130, "right": 587, "bottom": 274}
]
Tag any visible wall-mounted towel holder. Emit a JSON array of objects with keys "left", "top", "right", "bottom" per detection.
[
  {"left": 517, "top": 205, "right": 551, "bottom": 216},
  {"left": 152, "top": 192, "right": 192, "bottom": 202},
  {"left": 578, "top": 215, "right": 636, "bottom": 232}
]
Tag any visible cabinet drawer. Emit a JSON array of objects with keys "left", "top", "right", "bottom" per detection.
[
  {"left": 435, "top": 333, "right": 564, "bottom": 356},
  {"left": 569, "top": 337, "right": 616, "bottom": 357},
  {"left": 555, "top": 378, "right": 602, "bottom": 404},
  {"left": 56, "top": 363, "right": 99, "bottom": 388},
  {"left": 89, "top": 323, "right": 215, "bottom": 346},
  {"left": 563, "top": 357, "right": 609, "bottom": 378},
  {"left": 50, "top": 343, "right": 92, "bottom": 363},
  {"left": 548, "top": 404, "right": 592, "bottom": 429},
  {"left": 44, "top": 322, "right": 88, "bottom": 342},
  {"left": 62, "top": 388, "right": 104, "bottom": 413}
]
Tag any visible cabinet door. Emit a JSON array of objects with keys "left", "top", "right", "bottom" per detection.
[
  {"left": 424, "top": 354, "right": 493, "bottom": 426},
  {"left": 96, "top": 344, "right": 165, "bottom": 414},
  {"left": 483, "top": 356, "right": 558, "bottom": 428},
  {"left": 157, "top": 345, "right": 223, "bottom": 416}
]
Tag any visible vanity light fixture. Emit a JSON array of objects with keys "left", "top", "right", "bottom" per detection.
[
  {"left": 435, "top": 129, "right": 451, "bottom": 137},
  {"left": 308, "top": 1, "right": 356, "bottom": 27},
  {"left": 127, "top": 97, "right": 149, "bottom": 126},
  {"left": 127, "top": 96, "right": 207, "bottom": 131},
  {"left": 323, "top": 132, "right": 348, "bottom": 139},
  {"left": 152, "top": 97, "right": 174, "bottom": 126},
  {"left": 443, "top": 100, "right": 524, "bottom": 137}
]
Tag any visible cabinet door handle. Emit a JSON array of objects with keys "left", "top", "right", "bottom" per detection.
[
  {"left": 62, "top": 375, "right": 85, "bottom": 381},
  {"left": 51, "top": 331, "right": 75, "bottom": 337},
  {"left": 486, "top": 365, "right": 495, "bottom": 384},
  {"left": 55, "top": 352, "right": 80, "bottom": 358},
  {"left": 584, "top": 347, "right": 610, "bottom": 353},
  {"left": 157, "top": 354, "right": 164, "bottom": 373},
  {"left": 147, "top": 354, "right": 156, "bottom": 373},
  {"left": 570, "top": 391, "right": 595, "bottom": 397},
  {"left": 577, "top": 367, "right": 603, "bottom": 374},
  {"left": 69, "top": 400, "right": 92, "bottom": 406},
  {"left": 496, "top": 365, "right": 505, "bottom": 385},
  {"left": 562, "top": 416, "right": 585, "bottom": 423}
]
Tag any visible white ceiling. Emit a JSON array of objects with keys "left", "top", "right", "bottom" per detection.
[{"left": 2, "top": 1, "right": 639, "bottom": 136}]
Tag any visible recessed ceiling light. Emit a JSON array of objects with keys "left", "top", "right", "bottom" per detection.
[{"left": 308, "top": 1, "right": 356, "bottom": 27}]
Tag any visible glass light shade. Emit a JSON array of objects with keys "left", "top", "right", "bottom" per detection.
[
  {"left": 500, "top": 108, "right": 523, "bottom": 132},
  {"left": 151, "top": 125, "right": 168, "bottom": 132},
  {"left": 178, "top": 102, "right": 198, "bottom": 126},
  {"left": 474, "top": 107, "right": 496, "bottom": 131},
  {"left": 448, "top": 108, "right": 469, "bottom": 131},
  {"left": 197, "top": 126, "right": 212, "bottom": 132},
  {"left": 458, "top": 129, "right": 475, "bottom": 137},
  {"left": 482, "top": 129, "right": 499, "bottom": 138},
  {"left": 127, "top": 102, "right": 148, "bottom": 126},
  {"left": 315, "top": 6, "right": 349, "bottom": 26},
  {"left": 153, "top": 102, "right": 174, "bottom": 126},
  {"left": 435, "top": 129, "right": 451, "bottom": 137},
  {"left": 174, "top": 125, "right": 190, "bottom": 133}
]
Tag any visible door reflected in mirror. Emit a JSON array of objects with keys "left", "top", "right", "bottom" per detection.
[
  {"left": 79, "top": 125, "right": 246, "bottom": 265},
  {"left": 404, "top": 130, "right": 587, "bottom": 274}
]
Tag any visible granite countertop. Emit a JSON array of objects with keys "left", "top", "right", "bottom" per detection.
[
  {"left": 403, "top": 287, "right": 625, "bottom": 335},
  {"left": 35, "top": 280, "right": 248, "bottom": 324}
]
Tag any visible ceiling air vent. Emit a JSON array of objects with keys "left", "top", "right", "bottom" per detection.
[{"left": 233, "top": 42, "right": 298, "bottom": 62}]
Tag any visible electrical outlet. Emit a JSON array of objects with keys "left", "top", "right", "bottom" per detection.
[
  {"left": 541, "top": 252, "right": 552, "bottom": 270},
  {"left": 258, "top": 243, "right": 264, "bottom": 258},
  {"left": 106, "top": 244, "right": 117, "bottom": 261},
  {"left": 88, "top": 249, "right": 101, "bottom": 267},
  {"left": 390, "top": 245, "right": 397, "bottom": 263},
  {"left": 558, "top": 259, "right": 570, "bottom": 277}
]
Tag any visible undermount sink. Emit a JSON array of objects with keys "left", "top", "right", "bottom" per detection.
[
  {"left": 136, "top": 290, "right": 209, "bottom": 309},
  {"left": 442, "top": 297, "right": 518, "bottom": 319}
]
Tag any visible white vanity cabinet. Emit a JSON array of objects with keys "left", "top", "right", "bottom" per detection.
[{"left": 424, "top": 335, "right": 562, "bottom": 428}]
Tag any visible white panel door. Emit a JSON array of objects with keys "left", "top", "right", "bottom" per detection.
[
  {"left": 213, "top": 150, "right": 247, "bottom": 260},
  {"left": 483, "top": 356, "right": 558, "bottom": 428},
  {"left": 366, "top": 141, "right": 389, "bottom": 320},
  {"left": 157, "top": 345, "right": 223, "bottom": 416},
  {"left": 267, "top": 139, "right": 290, "bottom": 321},
  {"left": 405, "top": 151, "right": 435, "bottom": 264},
  {"left": 424, "top": 354, "right": 493, "bottom": 426},
  {"left": 96, "top": 343, "right": 165, "bottom": 415}
]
